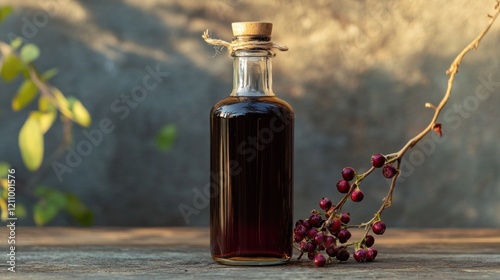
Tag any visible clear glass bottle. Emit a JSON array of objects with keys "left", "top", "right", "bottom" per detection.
[{"left": 210, "top": 22, "right": 294, "bottom": 265}]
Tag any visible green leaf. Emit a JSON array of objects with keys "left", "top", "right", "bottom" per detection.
[
  {"left": 12, "top": 79, "right": 38, "bottom": 111},
  {"left": 2, "top": 183, "right": 7, "bottom": 199},
  {"left": 155, "top": 124, "right": 177, "bottom": 151},
  {"left": 41, "top": 68, "right": 58, "bottom": 81},
  {"left": 33, "top": 186, "right": 51, "bottom": 196},
  {"left": 33, "top": 187, "right": 94, "bottom": 226},
  {"left": 18, "top": 113, "right": 44, "bottom": 171},
  {"left": 38, "top": 96, "right": 55, "bottom": 112},
  {"left": 19, "top": 43, "right": 40, "bottom": 64},
  {"left": 66, "top": 194, "right": 93, "bottom": 226},
  {"left": 31, "top": 111, "right": 56, "bottom": 134},
  {"left": 33, "top": 186, "right": 68, "bottom": 225},
  {"left": 33, "top": 200, "right": 60, "bottom": 226},
  {"left": 10, "top": 37, "right": 23, "bottom": 50},
  {"left": 34, "top": 186, "right": 67, "bottom": 208},
  {"left": 68, "top": 97, "right": 91, "bottom": 127},
  {"left": 0, "top": 6, "right": 13, "bottom": 23},
  {"left": 0, "top": 55, "right": 22, "bottom": 82},
  {"left": 0, "top": 162, "right": 10, "bottom": 178},
  {"left": 15, "top": 203, "right": 27, "bottom": 218},
  {"left": 0, "top": 199, "right": 7, "bottom": 221},
  {"left": 52, "top": 88, "right": 72, "bottom": 117},
  {"left": 75, "top": 210, "right": 93, "bottom": 226}
]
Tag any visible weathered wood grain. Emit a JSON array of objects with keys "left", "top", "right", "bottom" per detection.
[{"left": 1, "top": 227, "right": 499, "bottom": 279}]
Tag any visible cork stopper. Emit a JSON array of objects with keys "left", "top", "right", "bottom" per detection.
[{"left": 232, "top": 22, "right": 273, "bottom": 37}]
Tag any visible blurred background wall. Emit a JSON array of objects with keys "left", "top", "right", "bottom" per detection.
[{"left": 1, "top": 0, "right": 499, "bottom": 227}]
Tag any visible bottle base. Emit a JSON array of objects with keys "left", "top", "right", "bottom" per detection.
[{"left": 212, "top": 256, "right": 290, "bottom": 266}]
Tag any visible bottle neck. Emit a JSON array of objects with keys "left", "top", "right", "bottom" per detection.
[{"left": 231, "top": 50, "right": 274, "bottom": 96}]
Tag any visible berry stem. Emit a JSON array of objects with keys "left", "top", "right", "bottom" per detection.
[
  {"left": 395, "top": 1, "right": 500, "bottom": 160},
  {"left": 356, "top": 1, "right": 500, "bottom": 246},
  {"left": 356, "top": 167, "right": 376, "bottom": 182},
  {"left": 331, "top": 183, "right": 355, "bottom": 212},
  {"left": 332, "top": 166, "right": 375, "bottom": 212},
  {"left": 377, "top": 160, "right": 401, "bottom": 214},
  {"left": 295, "top": 2, "right": 500, "bottom": 266}
]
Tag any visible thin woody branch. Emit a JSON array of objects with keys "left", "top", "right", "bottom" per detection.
[{"left": 295, "top": 1, "right": 500, "bottom": 266}]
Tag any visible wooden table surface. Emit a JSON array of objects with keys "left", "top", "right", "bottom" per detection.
[{"left": 1, "top": 227, "right": 499, "bottom": 279}]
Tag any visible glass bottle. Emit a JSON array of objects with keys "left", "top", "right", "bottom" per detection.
[{"left": 210, "top": 22, "right": 294, "bottom": 265}]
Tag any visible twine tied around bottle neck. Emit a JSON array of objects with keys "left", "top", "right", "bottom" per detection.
[{"left": 202, "top": 30, "right": 288, "bottom": 56}]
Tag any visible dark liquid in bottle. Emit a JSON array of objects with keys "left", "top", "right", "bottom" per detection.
[{"left": 210, "top": 96, "right": 294, "bottom": 265}]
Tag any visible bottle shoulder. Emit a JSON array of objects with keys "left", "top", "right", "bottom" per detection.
[{"left": 211, "top": 96, "right": 294, "bottom": 118}]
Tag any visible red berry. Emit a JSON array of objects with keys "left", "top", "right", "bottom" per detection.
[
  {"left": 364, "top": 235, "right": 375, "bottom": 247},
  {"left": 326, "top": 245, "right": 339, "bottom": 257},
  {"left": 340, "top": 212, "right": 350, "bottom": 224},
  {"left": 372, "top": 221, "right": 386, "bottom": 235},
  {"left": 365, "top": 248, "right": 378, "bottom": 262},
  {"left": 342, "top": 167, "right": 356, "bottom": 181},
  {"left": 324, "top": 235, "right": 335, "bottom": 247},
  {"left": 382, "top": 164, "right": 398, "bottom": 178},
  {"left": 305, "top": 242, "right": 316, "bottom": 253},
  {"left": 336, "top": 180, "right": 350, "bottom": 193},
  {"left": 327, "top": 218, "right": 342, "bottom": 234},
  {"left": 294, "top": 226, "right": 307, "bottom": 242},
  {"left": 307, "top": 252, "right": 315, "bottom": 260},
  {"left": 319, "top": 197, "right": 332, "bottom": 211},
  {"left": 337, "top": 248, "right": 350, "bottom": 262},
  {"left": 350, "top": 188, "right": 364, "bottom": 202},
  {"left": 295, "top": 219, "right": 304, "bottom": 227},
  {"left": 371, "top": 153, "right": 386, "bottom": 168},
  {"left": 302, "top": 219, "right": 311, "bottom": 229},
  {"left": 313, "top": 232, "right": 325, "bottom": 245},
  {"left": 353, "top": 249, "right": 366, "bottom": 262},
  {"left": 337, "top": 229, "right": 351, "bottom": 243},
  {"left": 307, "top": 228, "right": 319, "bottom": 239},
  {"left": 314, "top": 253, "right": 326, "bottom": 267},
  {"left": 309, "top": 214, "right": 321, "bottom": 227}
]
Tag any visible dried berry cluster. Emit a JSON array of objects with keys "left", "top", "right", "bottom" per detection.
[{"left": 294, "top": 155, "right": 392, "bottom": 267}]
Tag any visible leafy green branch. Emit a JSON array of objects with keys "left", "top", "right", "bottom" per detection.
[
  {"left": 0, "top": 6, "right": 93, "bottom": 226},
  {"left": 0, "top": 39, "right": 91, "bottom": 170}
]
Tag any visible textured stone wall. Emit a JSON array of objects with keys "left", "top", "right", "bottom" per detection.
[{"left": 1, "top": 0, "right": 499, "bottom": 227}]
